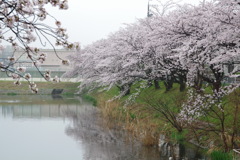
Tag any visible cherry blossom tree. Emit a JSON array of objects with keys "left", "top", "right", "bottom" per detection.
[
  {"left": 67, "top": 0, "right": 240, "bottom": 106},
  {"left": 65, "top": 1, "right": 240, "bottom": 150},
  {"left": 65, "top": 20, "right": 170, "bottom": 95},
  {"left": 0, "top": 0, "right": 79, "bottom": 93},
  {"left": 173, "top": 0, "right": 240, "bottom": 151},
  {"left": 66, "top": 34, "right": 139, "bottom": 96},
  {"left": 177, "top": 1, "right": 240, "bottom": 92}
]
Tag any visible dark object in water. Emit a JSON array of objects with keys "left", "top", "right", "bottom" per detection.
[{"left": 52, "top": 89, "right": 63, "bottom": 95}]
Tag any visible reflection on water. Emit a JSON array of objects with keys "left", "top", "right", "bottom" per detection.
[
  {"left": 159, "top": 140, "right": 209, "bottom": 160},
  {"left": 0, "top": 95, "right": 208, "bottom": 160},
  {"left": 64, "top": 108, "right": 161, "bottom": 160},
  {"left": 0, "top": 95, "right": 162, "bottom": 160},
  {"left": 0, "top": 95, "right": 86, "bottom": 160},
  {"left": 2, "top": 103, "right": 78, "bottom": 119}
]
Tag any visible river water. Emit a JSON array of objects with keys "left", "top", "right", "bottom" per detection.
[{"left": 0, "top": 95, "right": 208, "bottom": 160}]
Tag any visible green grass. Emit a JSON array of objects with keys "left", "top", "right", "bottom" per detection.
[
  {"left": 101, "top": 81, "right": 187, "bottom": 104},
  {"left": 129, "top": 112, "right": 137, "bottom": 120},
  {"left": 90, "top": 81, "right": 240, "bottom": 153},
  {"left": 0, "top": 81, "right": 80, "bottom": 95},
  {"left": 102, "top": 86, "right": 120, "bottom": 99},
  {"left": 82, "top": 94, "right": 97, "bottom": 106},
  {"left": 211, "top": 151, "right": 233, "bottom": 160},
  {"left": 6, "top": 92, "right": 18, "bottom": 96},
  {"left": 171, "top": 130, "right": 188, "bottom": 142}
]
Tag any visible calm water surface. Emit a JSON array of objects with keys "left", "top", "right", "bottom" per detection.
[
  {"left": 0, "top": 95, "right": 208, "bottom": 160},
  {"left": 0, "top": 95, "right": 162, "bottom": 160}
]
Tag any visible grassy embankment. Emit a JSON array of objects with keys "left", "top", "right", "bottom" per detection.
[
  {"left": 91, "top": 82, "right": 187, "bottom": 146},
  {"left": 0, "top": 81, "right": 80, "bottom": 95},
  {"left": 89, "top": 82, "right": 239, "bottom": 159}
]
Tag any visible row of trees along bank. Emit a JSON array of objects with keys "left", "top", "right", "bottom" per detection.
[{"left": 65, "top": 0, "right": 240, "bottom": 153}]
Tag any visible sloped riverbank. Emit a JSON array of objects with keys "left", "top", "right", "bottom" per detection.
[{"left": 89, "top": 83, "right": 239, "bottom": 160}]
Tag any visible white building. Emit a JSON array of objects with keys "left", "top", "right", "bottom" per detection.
[{"left": 0, "top": 47, "right": 76, "bottom": 79}]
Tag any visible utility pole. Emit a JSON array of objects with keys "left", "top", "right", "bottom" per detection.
[
  {"left": 202, "top": 0, "right": 206, "bottom": 7},
  {"left": 147, "top": 0, "right": 153, "bottom": 17}
]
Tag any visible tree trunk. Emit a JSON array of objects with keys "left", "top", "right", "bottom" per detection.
[
  {"left": 231, "top": 91, "right": 239, "bottom": 149},
  {"left": 154, "top": 80, "right": 160, "bottom": 90},
  {"left": 222, "top": 132, "right": 229, "bottom": 152},
  {"left": 120, "top": 83, "right": 132, "bottom": 96},
  {"left": 220, "top": 117, "right": 229, "bottom": 152},
  {"left": 125, "top": 87, "right": 130, "bottom": 96},
  {"left": 147, "top": 80, "right": 153, "bottom": 87},
  {"left": 194, "top": 74, "right": 203, "bottom": 92},
  {"left": 179, "top": 82, "right": 186, "bottom": 92},
  {"left": 212, "top": 81, "right": 221, "bottom": 92},
  {"left": 179, "top": 76, "right": 186, "bottom": 92},
  {"left": 164, "top": 80, "right": 173, "bottom": 92}
]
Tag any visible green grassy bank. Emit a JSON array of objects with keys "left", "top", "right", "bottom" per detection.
[
  {"left": 89, "top": 82, "right": 239, "bottom": 158},
  {"left": 92, "top": 83, "right": 187, "bottom": 146},
  {"left": 0, "top": 81, "right": 80, "bottom": 95}
]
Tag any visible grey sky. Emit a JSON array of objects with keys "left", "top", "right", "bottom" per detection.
[
  {"left": 49, "top": 0, "right": 147, "bottom": 47},
  {"left": 47, "top": 0, "right": 203, "bottom": 48}
]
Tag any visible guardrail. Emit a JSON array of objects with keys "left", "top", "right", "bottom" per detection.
[{"left": 233, "top": 149, "right": 240, "bottom": 160}]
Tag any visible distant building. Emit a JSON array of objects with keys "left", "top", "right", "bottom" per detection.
[
  {"left": 0, "top": 46, "right": 75, "bottom": 78},
  {"left": 14, "top": 48, "right": 74, "bottom": 69}
]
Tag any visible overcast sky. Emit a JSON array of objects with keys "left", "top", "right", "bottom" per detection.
[
  {"left": 44, "top": 0, "right": 203, "bottom": 48},
  {"left": 19, "top": 0, "right": 201, "bottom": 49}
]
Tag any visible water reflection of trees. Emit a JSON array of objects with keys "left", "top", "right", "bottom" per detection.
[
  {"left": 159, "top": 142, "right": 208, "bottom": 160},
  {"left": 64, "top": 105, "right": 210, "bottom": 160},
  {"left": 64, "top": 106, "right": 161, "bottom": 160},
  {"left": 0, "top": 95, "right": 83, "bottom": 119}
]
